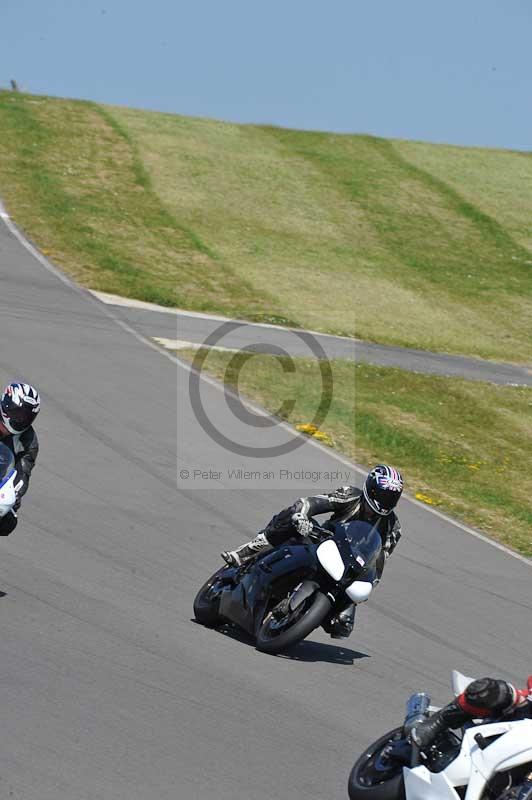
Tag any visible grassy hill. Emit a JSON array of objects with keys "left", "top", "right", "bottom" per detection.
[
  {"left": 0, "top": 91, "right": 531, "bottom": 362},
  {"left": 178, "top": 348, "right": 532, "bottom": 557}
]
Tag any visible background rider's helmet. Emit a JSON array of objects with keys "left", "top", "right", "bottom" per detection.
[
  {"left": 363, "top": 464, "right": 403, "bottom": 516},
  {"left": 0, "top": 382, "right": 40, "bottom": 434}
]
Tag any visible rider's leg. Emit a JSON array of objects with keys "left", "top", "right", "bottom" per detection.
[
  {"left": 221, "top": 532, "right": 272, "bottom": 567},
  {"left": 221, "top": 520, "right": 296, "bottom": 568}
]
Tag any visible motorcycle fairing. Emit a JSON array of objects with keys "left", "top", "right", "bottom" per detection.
[
  {"left": 329, "top": 520, "right": 382, "bottom": 586},
  {"left": 218, "top": 543, "right": 318, "bottom": 636},
  {"left": 316, "top": 539, "right": 345, "bottom": 580},
  {"left": 0, "top": 468, "right": 16, "bottom": 518},
  {"left": 467, "top": 720, "right": 532, "bottom": 800},
  {"left": 452, "top": 670, "right": 475, "bottom": 697},
  {"left": 403, "top": 719, "right": 532, "bottom": 800},
  {"left": 403, "top": 766, "right": 462, "bottom": 800},
  {"left": 0, "top": 475, "right": 16, "bottom": 517},
  {"left": 345, "top": 580, "right": 373, "bottom": 603},
  {"left": 0, "top": 443, "right": 16, "bottom": 517}
]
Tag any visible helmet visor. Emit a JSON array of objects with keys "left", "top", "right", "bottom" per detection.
[
  {"left": 1, "top": 404, "right": 35, "bottom": 433},
  {"left": 371, "top": 485, "right": 400, "bottom": 514}
]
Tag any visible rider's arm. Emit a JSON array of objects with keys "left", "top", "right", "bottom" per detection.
[
  {"left": 13, "top": 428, "right": 39, "bottom": 501},
  {"left": 382, "top": 516, "right": 402, "bottom": 560},
  {"left": 504, "top": 677, "right": 532, "bottom": 713},
  {"left": 411, "top": 677, "right": 531, "bottom": 749},
  {"left": 265, "top": 486, "right": 358, "bottom": 534}
]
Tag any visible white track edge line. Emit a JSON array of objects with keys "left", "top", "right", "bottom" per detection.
[
  {"left": 1, "top": 202, "right": 529, "bottom": 567},
  {"left": 89, "top": 289, "right": 359, "bottom": 343}
]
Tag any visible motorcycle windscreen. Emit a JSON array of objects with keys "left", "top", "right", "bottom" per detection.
[
  {"left": 331, "top": 520, "right": 382, "bottom": 576},
  {"left": 0, "top": 443, "right": 15, "bottom": 488}
]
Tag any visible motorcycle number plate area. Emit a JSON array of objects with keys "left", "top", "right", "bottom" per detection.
[
  {"left": 0, "top": 473, "right": 16, "bottom": 518},
  {"left": 403, "top": 766, "right": 462, "bottom": 800},
  {"left": 316, "top": 539, "right": 344, "bottom": 581}
]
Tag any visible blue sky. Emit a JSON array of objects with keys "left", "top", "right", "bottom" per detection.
[{"left": 2, "top": 0, "right": 530, "bottom": 150}]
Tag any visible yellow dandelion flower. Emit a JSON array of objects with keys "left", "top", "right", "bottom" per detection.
[
  {"left": 296, "top": 423, "right": 318, "bottom": 434},
  {"left": 415, "top": 492, "right": 436, "bottom": 505},
  {"left": 295, "top": 423, "right": 333, "bottom": 447}
]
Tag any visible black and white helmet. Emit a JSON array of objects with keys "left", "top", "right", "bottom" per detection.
[
  {"left": 363, "top": 464, "right": 403, "bottom": 516},
  {"left": 1, "top": 382, "right": 40, "bottom": 434}
]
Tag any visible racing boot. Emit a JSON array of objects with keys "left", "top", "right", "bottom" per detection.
[
  {"left": 329, "top": 603, "right": 356, "bottom": 639},
  {"left": 410, "top": 702, "right": 467, "bottom": 749},
  {"left": 221, "top": 533, "right": 272, "bottom": 567}
]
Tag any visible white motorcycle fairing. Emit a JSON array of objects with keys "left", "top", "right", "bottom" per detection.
[
  {"left": 346, "top": 580, "right": 373, "bottom": 603},
  {"left": 403, "top": 718, "right": 532, "bottom": 800},
  {"left": 452, "top": 670, "right": 475, "bottom": 696},
  {"left": 316, "top": 539, "right": 345, "bottom": 581},
  {"left": 316, "top": 539, "right": 374, "bottom": 602},
  {"left": 0, "top": 470, "right": 16, "bottom": 518}
]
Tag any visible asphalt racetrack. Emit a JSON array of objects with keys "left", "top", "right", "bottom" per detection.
[
  {"left": 0, "top": 211, "right": 530, "bottom": 800},
  {"left": 92, "top": 291, "right": 532, "bottom": 387}
]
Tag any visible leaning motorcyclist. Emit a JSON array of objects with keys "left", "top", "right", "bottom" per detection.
[
  {"left": 0, "top": 382, "right": 40, "bottom": 536},
  {"left": 222, "top": 464, "right": 404, "bottom": 638},
  {"left": 411, "top": 675, "right": 532, "bottom": 751}
]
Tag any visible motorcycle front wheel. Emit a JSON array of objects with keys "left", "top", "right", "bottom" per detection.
[
  {"left": 348, "top": 727, "right": 406, "bottom": 800},
  {"left": 193, "top": 568, "right": 226, "bottom": 627},
  {"left": 256, "top": 590, "right": 332, "bottom": 654}
]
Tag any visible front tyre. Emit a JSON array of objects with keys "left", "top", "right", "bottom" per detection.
[
  {"left": 193, "top": 568, "right": 226, "bottom": 627},
  {"left": 348, "top": 727, "right": 406, "bottom": 800},
  {"left": 256, "top": 591, "right": 332, "bottom": 654}
]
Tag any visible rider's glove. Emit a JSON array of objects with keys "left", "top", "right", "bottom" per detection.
[
  {"left": 13, "top": 478, "right": 24, "bottom": 512},
  {"left": 410, "top": 701, "right": 466, "bottom": 749},
  {"left": 291, "top": 512, "right": 312, "bottom": 536}
]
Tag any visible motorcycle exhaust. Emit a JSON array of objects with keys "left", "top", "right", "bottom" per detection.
[{"left": 403, "top": 692, "right": 431, "bottom": 735}]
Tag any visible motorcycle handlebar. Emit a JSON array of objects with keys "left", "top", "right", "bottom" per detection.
[
  {"left": 410, "top": 742, "right": 422, "bottom": 767},
  {"left": 307, "top": 520, "right": 331, "bottom": 542}
]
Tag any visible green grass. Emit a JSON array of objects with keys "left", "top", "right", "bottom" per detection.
[
  {"left": 179, "top": 348, "right": 532, "bottom": 558},
  {"left": 0, "top": 92, "right": 271, "bottom": 317},
  {"left": 0, "top": 91, "right": 531, "bottom": 359}
]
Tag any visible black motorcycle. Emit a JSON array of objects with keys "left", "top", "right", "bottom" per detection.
[{"left": 193, "top": 519, "right": 382, "bottom": 654}]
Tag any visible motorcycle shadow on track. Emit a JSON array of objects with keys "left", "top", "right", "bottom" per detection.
[
  {"left": 191, "top": 618, "right": 370, "bottom": 665},
  {"left": 273, "top": 639, "right": 370, "bottom": 666}
]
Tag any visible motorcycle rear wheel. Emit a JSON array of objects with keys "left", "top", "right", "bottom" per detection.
[
  {"left": 256, "top": 590, "right": 332, "bottom": 654},
  {"left": 193, "top": 568, "right": 226, "bottom": 627},
  {"left": 348, "top": 727, "right": 406, "bottom": 800}
]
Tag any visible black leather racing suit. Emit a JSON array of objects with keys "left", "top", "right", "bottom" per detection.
[
  {"left": 263, "top": 485, "right": 402, "bottom": 580},
  {"left": 0, "top": 426, "right": 39, "bottom": 535}
]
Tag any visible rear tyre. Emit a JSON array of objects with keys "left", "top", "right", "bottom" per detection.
[
  {"left": 348, "top": 727, "right": 406, "bottom": 800},
  {"left": 256, "top": 591, "right": 332, "bottom": 654},
  {"left": 193, "top": 568, "right": 226, "bottom": 627}
]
